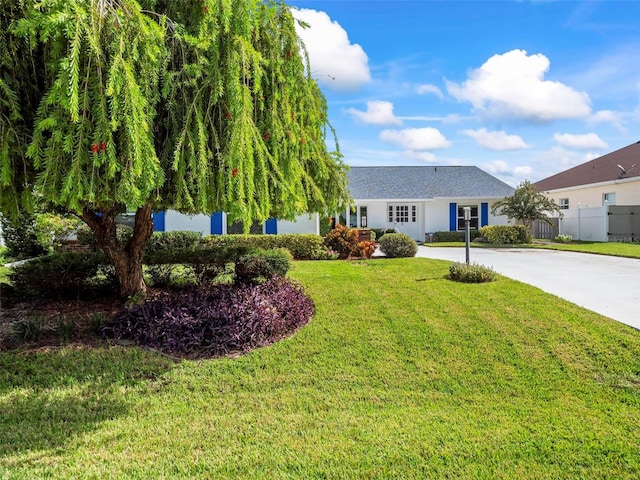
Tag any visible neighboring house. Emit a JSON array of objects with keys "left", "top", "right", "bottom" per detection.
[
  {"left": 152, "top": 210, "right": 320, "bottom": 236},
  {"left": 534, "top": 141, "right": 640, "bottom": 209},
  {"left": 343, "top": 166, "right": 514, "bottom": 241}
]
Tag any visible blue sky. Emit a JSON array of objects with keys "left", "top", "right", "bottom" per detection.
[{"left": 289, "top": 0, "right": 640, "bottom": 186}]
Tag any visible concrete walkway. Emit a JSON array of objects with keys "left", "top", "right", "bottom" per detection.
[{"left": 415, "top": 246, "right": 640, "bottom": 331}]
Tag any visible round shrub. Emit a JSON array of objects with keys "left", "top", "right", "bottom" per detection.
[
  {"left": 234, "top": 248, "right": 292, "bottom": 284},
  {"left": 448, "top": 262, "right": 496, "bottom": 283},
  {"left": 378, "top": 233, "right": 417, "bottom": 258},
  {"left": 102, "top": 277, "right": 315, "bottom": 358}
]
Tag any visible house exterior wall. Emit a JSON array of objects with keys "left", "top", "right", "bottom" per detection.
[
  {"left": 164, "top": 210, "right": 211, "bottom": 236},
  {"left": 349, "top": 198, "right": 509, "bottom": 241},
  {"left": 543, "top": 178, "right": 640, "bottom": 209},
  {"left": 273, "top": 214, "right": 319, "bottom": 235},
  {"left": 153, "top": 210, "right": 319, "bottom": 236}
]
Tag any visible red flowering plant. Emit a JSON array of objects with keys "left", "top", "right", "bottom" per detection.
[
  {"left": 353, "top": 241, "right": 376, "bottom": 259},
  {"left": 323, "top": 224, "right": 360, "bottom": 259}
]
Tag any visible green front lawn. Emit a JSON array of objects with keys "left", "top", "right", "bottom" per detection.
[
  {"left": 427, "top": 241, "right": 640, "bottom": 259},
  {"left": 1, "top": 258, "right": 639, "bottom": 478}
]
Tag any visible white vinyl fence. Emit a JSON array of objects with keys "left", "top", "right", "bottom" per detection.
[{"left": 559, "top": 205, "right": 640, "bottom": 242}]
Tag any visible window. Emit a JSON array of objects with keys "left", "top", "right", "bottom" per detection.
[
  {"left": 457, "top": 205, "right": 478, "bottom": 230},
  {"left": 559, "top": 198, "right": 569, "bottom": 210},
  {"left": 349, "top": 209, "right": 357, "bottom": 228},
  {"left": 388, "top": 205, "right": 416, "bottom": 224},
  {"left": 351, "top": 206, "right": 368, "bottom": 228},
  {"left": 603, "top": 193, "right": 616, "bottom": 205},
  {"left": 360, "top": 206, "right": 368, "bottom": 228}
]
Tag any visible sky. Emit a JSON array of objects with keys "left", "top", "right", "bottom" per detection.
[{"left": 289, "top": 0, "right": 640, "bottom": 186}]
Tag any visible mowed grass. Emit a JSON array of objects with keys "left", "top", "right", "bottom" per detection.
[
  {"left": 429, "top": 241, "right": 640, "bottom": 259},
  {"left": 1, "top": 258, "right": 640, "bottom": 479}
]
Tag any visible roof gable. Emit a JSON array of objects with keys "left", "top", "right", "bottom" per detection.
[
  {"left": 534, "top": 141, "right": 640, "bottom": 192},
  {"left": 347, "top": 166, "right": 514, "bottom": 200}
]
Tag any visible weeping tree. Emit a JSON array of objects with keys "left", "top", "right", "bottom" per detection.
[
  {"left": 0, "top": 0, "right": 349, "bottom": 297},
  {"left": 491, "top": 180, "right": 562, "bottom": 240}
]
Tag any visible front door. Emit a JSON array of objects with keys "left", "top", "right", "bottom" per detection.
[{"left": 387, "top": 203, "right": 419, "bottom": 240}]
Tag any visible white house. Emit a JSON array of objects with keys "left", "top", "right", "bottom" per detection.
[
  {"left": 343, "top": 166, "right": 514, "bottom": 241},
  {"left": 152, "top": 165, "right": 514, "bottom": 240}
]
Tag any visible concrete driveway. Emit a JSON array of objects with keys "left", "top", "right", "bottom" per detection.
[{"left": 415, "top": 246, "right": 640, "bottom": 331}]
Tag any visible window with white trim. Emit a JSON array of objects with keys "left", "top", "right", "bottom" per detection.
[
  {"left": 388, "top": 205, "right": 416, "bottom": 224},
  {"left": 603, "top": 193, "right": 616, "bottom": 205},
  {"left": 559, "top": 198, "right": 569, "bottom": 210},
  {"left": 457, "top": 205, "right": 478, "bottom": 230}
]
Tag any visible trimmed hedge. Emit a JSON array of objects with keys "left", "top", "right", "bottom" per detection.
[
  {"left": 378, "top": 233, "right": 417, "bottom": 258},
  {"left": 433, "top": 230, "right": 481, "bottom": 242},
  {"left": 480, "top": 225, "right": 529, "bottom": 244},
  {"left": 235, "top": 248, "right": 292, "bottom": 284},
  {"left": 204, "top": 234, "right": 324, "bottom": 260}
]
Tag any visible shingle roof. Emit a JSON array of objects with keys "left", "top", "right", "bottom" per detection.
[
  {"left": 534, "top": 141, "right": 640, "bottom": 192},
  {"left": 346, "top": 166, "right": 514, "bottom": 200}
]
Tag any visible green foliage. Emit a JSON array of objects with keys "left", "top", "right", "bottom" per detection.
[
  {"left": 378, "top": 233, "right": 417, "bottom": 258},
  {"left": 555, "top": 234, "right": 573, "bottom": 243},
  {"left": 55, "top": 316, "right": 78, "bottom": 344},
  {"left": 480, "top": 225, "right": 530, "bottom": 244},
  {"left": 144, "top": 230, "right": 203, "bottom": 258},
  {"left": 11, "top": 316, "right": 46, "bottom": 343},
  {"left": 449, "top": 262, "right": 496, "bottom": 283},
  {"left": 0, "top": 212, "right": 46, "bottom": 258},
  {"left": 491, "top": 181, "right": 562, "bottom": 236},
  {"left": 0, "top": 0, "right": 350, "bottom": 297},
  {"left": 8, "top": 252, "right": 116, "bottom": 300},
  {"left": 234, "top": 248, "right": 292, "bottom": 284},
  {"left": 0, "top": 0, "right": 349, "bottom": 223},
  {"left": 433, "top": 230, "right": 481, "bottom": 242},
  {"left": 205, "top": 234, "right": 324, "bottom": 260},
  {"left": 34, "top": 213, "right": 83, "bottom": 252}
]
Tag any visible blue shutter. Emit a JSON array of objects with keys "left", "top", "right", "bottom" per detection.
[
  {"left": 210, "top": 212, "right": 224, "bottom": 235},
  {"left": 481, "top": 203, "right": 489, "bottom": 227},
  {"left": 449, "top": 203, "right": 457, "bottom": 231},
  {"left": 153, "top": 211, "right": 165, "bottom": 232},
  {"left": 265, "top": 218, "right": 278, "bottom": 235}
]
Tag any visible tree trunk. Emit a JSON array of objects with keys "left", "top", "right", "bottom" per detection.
[{"left": 81, "top": 204, "right": 155, "bottom": 298}]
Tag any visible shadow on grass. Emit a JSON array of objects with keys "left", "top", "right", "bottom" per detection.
[{"left": 0, "top": 346, "right": 173, "bottom": 456}]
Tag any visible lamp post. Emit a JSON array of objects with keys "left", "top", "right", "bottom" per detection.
[{"left": 464, "top": 206, "right": 471, "bottom": 264}]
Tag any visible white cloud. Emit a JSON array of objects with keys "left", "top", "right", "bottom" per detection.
[
  {"left": 553, "top": 133, "right": 608, "bottom": 150},
  {"left": 416, "top": 84, "right": 444, "bottom": 99},
  {"left": 346, "top": 101, "right": 402, "bottom": 126},
  {"left": 513, "top": 166, "right": 533, "bottom": 177},
  {"left": 404, "top": 151, "right": 438, "bottom": 163},
  {"left": 482, "top": 160, "right": 510, "bottom": 174},
  {"left": 482, "top": 160, "right": 532, "bottom": 186},
  {"left": 292, "top": 8, "right": 371, "bottom": 92},
  {"left": 379, "top": 127, "right": 451, "bottom": 151},
  {"left": 462, "top": 128, "right": 529, "bottom": 151},
  {"left": 588, "top": 110, "right": 625, "bottom": 132},
  {"left": 446, "top": 49, "right": 591, "bottom": 121}
]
